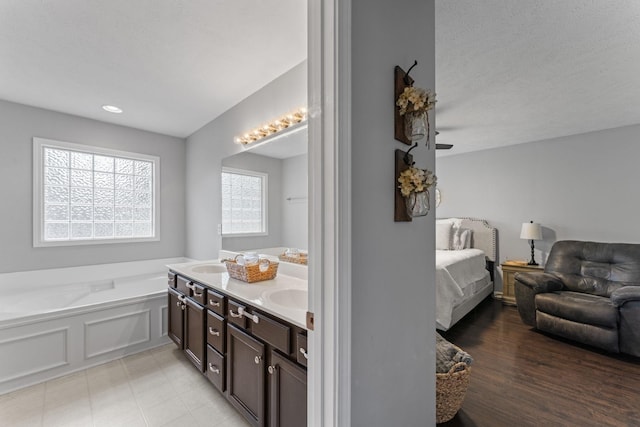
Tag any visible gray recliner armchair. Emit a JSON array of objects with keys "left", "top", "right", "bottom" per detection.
[{"left": 514, "top": 240, "right": 640, "bottom": 357}]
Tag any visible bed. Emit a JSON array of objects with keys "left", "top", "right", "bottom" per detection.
[{"left": 436, "top": 218, "right": 497, "bottom": 331}]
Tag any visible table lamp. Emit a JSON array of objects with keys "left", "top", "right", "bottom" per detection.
[{"left": 520, "top": 221, "right": 542, "bottom": 266}]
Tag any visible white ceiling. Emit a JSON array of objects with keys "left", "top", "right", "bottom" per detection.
[
  {"left": 1, "top": 1, "right": 639, "bottom": 155},
  {"left": 0, "top": 0, "right": 307, "bottom": 138},
  {"left": 435, "top": 0, "right": 640, "bottom": 156}
]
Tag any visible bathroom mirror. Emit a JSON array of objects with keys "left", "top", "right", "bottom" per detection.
[{"left": 221, "top": 125, "right": 308, "bottom": 260}]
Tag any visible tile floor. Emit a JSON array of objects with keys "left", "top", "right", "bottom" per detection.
[{"left": 0, "top": 344, "right": 250, "bottom": 427}]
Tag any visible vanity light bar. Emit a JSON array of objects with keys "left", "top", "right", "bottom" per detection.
[{"left": 234, "top": 107, "right": 307, "bottom": 146}]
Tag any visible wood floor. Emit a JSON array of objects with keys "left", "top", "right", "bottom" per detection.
[{"left": 438, "top": 298, "right": 640, "bottom": 427}]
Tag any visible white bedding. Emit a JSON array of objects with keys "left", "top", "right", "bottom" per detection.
[{"left": 436, "top": 248, "right": 490, "bottom": 329}]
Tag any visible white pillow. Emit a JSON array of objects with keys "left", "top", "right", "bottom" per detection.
[
  {"left": 452, "top": 228, "right": 473, "bottom": 250},
  {"left": 436, "top": 222, "right": 453, "bottom": 250},
  {"left": 449, "top": 218, "right": 463, "bottom": 229}
]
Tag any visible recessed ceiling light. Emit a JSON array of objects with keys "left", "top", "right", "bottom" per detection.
[{"left": 102, "top": 105, "right": 123, "bottom": 114}]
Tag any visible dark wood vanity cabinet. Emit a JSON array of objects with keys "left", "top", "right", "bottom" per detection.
[
  {"left": 167, "top": 287, "right": 184, "bottom": 349},
  {"left": 268, "top": 350, "right": 307, "bottom": 427},
  {"left": 227, "top": 324, "right": 266, "bottom": 427},
  {"left": 167, "top": 272, "right": 307, "bottom": 427}
]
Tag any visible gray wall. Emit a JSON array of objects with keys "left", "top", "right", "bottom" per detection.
[
  {"left": 350, "top": 0, "right": 436, "bottom": 425},
  {"left": 281, "top": 153, "right": 308, "bottom": 250},
  {"left": 436, "top": 124, "right": 640, "bottom": 292},
  {"left": 0, "top": 99, "right": 185, "bottom": 273},
  {"left": 185, "top": 61, "right": 307, "bottom": 260},
  {"left": 221, "top": 152, "right": 283, "bottom": 251}
]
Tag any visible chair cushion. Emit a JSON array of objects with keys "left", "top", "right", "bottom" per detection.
[{"left": 535, "top": 291, "right": 618, "bottom": 328}]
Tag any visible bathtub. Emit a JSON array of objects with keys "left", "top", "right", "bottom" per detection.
[{"left": 0, "top": 257, "right": 186, "bottom": 395}]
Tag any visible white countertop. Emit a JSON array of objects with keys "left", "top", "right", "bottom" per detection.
[{"left": 167, "top": 260, "right": 308, "bottom": 329}]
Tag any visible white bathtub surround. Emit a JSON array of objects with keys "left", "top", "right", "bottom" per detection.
[
  {"left": 168, "top": 258, "right": 308, "bottom": 329},
  {"left": 0, "top": 258, "right": 187, "bottom": 395}
]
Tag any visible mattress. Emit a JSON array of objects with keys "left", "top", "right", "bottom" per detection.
[{"left": 436, "top": 248, "right": 490, "bottom": 329}]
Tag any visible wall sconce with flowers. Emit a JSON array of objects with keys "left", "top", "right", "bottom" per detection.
[
  {"left": 394, "top": 62, "right": 436, "bottom": 148},
  {"left": 394, "top": 144, "right": 437, "bottom": 220}
]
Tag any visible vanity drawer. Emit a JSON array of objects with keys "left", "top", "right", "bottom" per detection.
[
  {"left": 176, "top": 276, "right": 190, "bottom": 295},
  {"left": 188, "top": 281, "right": 207, "bottom": 306},
  {"left": 207, "top": 310, "right": 226, "bottom": 353},
  {"left": 252, "top": 312, "right": 290, "bottom": 354},
  {"left": 228, "top": 300, "right": 248, "bottom": 329},
  {"left": 168, "top": 272, "right": 176, "bottom": 288},
  {"left": 205, "top": 345, "right": 225, "bottom": 393},
  {"left": 296, "top": 333, "right": 308, "bottom": 367},
  {"left": 207, "top": 290, "right": 226, "bottom": 316}
]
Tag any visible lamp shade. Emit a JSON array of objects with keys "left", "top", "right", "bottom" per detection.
[{"left": 520, "top": 222, "right": 542, "bottom": 240}]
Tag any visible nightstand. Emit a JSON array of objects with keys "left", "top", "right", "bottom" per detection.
[{"left": 499, "top": 262, "right": 544, "bottom": 306}]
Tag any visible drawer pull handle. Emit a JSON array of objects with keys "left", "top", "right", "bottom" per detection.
[
  {"left": 254, "top": 356, "right": 262, "bottom": 364},
  {"left": 268, "top": 365, "right": 276, "bottom": 375},
  {"left": 176, "top": 301, "right": 181, "bottom": 308},
  {"left": 193, "top": 291, "right": 203, "bottom": 297},
  {"left": 209, "top": 299, "right": 220, "bottom": 307},
  {"left": 229, "top": 307, "right": 260, "bottom": 324},
  {"left": 186, "top": 282, "right": 195, "bottom": 290},
  {"left": 299, "top": 348, "right": 308, "bottom": 360},
  {"left": 208, "top": 363, "right": 220, "bottom": 374},
  {"left": 209, "top": 327, "right": 220, "bottom": 336}
]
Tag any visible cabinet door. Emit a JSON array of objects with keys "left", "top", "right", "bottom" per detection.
[
  {"left": 268, "top": 350, "right": 307, "bottom": 427},
  {"left": 206, "top": 345, "right": 225, "bottom": 393},
  {"left": 227, "top": 324, "right": 265, "bottom": 427},
  {"left": 184, "top": 297, "right": 206, "bottom": 372},
  {"left": 167, "top": 288, "right": 184, "bottom": 349}
]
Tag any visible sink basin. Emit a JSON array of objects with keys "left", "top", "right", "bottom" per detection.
[
  {"left": 264, "top": 289, "right": 308, "bottom": 310},
  {"left": 190, "top": 263, "right": 227, "bottom": 274}
]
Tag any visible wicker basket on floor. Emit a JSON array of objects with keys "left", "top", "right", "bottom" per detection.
[
  {"left": 223, "top": 256, "right": 279, "bottom": 283},
  {"left": 436, "top": 362, "right": 471, "bottom": 423}
]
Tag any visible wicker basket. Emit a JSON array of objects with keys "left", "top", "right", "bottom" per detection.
[
  {"left": 278, "top": 252, "right": 308, "bottom": 265},
  {"left": 223, "top": 256, "right": 279, "bottom": 283},
  {"left": 436, "top": 362, "right": 471, "bottom": 423}
]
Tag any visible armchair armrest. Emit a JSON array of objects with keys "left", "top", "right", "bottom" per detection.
[
  {"left": 611, "top": 286, "right": 640, "bottom": 307},
  {"left": 514, "top": 272, "right": 564, "bottom": 294},
  {"left": 513, "top": 272, "right": 564, "bottom": 327}
]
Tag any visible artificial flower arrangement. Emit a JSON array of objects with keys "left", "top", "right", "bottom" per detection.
[
  {"left": 398, "top": 166, "right": 437, "bottom": 197},
  {"left": 396, "top": 86, "right": 436, "bottom": 116},
  {"left": 396, "top": 86, "right": 436, "bottom": 145}
]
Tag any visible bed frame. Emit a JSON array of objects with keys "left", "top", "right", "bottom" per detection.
[{"left": 438, "top": 218, "right": 498, "bottom": 330}]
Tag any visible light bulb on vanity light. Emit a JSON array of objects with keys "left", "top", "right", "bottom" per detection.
[{"left": 102, "top": 105, "right": 123, "bottom": 114}]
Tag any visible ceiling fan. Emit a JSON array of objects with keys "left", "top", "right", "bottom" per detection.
[{"left": 435, "top": 131, "right": 453, "bottom": 150}]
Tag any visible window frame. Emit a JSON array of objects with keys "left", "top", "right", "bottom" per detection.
[
  {"left": 33, "top": 137, "right": 160, "bottom": 247},
  {"left": 221, "top": 167, "right": 268, "bottom": 237}
]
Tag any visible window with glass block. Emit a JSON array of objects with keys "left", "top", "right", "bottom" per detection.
[
  {"left": 38, "top": 141, "right": 156, "bottom": 243},
  {"left": 221, "top": 169, "right": 266, "bottom": 235}
]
